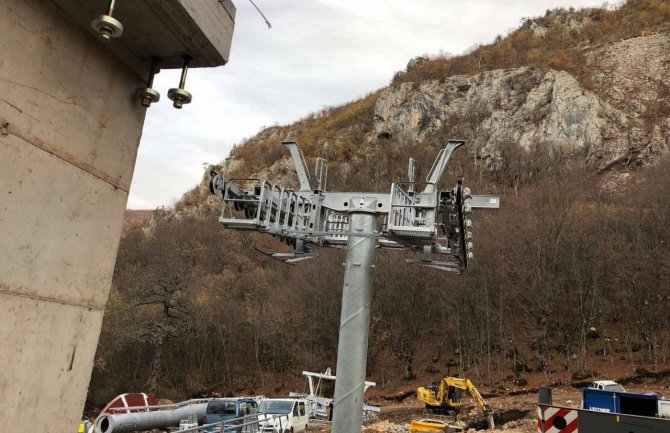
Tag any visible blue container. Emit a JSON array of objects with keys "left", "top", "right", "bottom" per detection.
[{"left": 582, "top": 388, "right": 659, "bottom": 417}]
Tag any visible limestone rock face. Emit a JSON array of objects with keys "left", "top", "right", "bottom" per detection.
[
  {"left": 374, "top": 34, "right": 670, "bottom": 168},
  {"left": 179, "top": 34, "right": 669, "bottom": 216},
  {"left": 220, "top": 34, "right": 668, "bottom": 191}
]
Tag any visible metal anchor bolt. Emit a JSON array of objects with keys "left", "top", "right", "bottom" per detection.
[
  {"left": 168, "top": 55, "right": 193, "bottom": 109},
  {"left": 90, "top": 0, "right": 124, "bottom": 42},
  {"left": 137, "top": 57, "right": 161, "bottom": 108}
]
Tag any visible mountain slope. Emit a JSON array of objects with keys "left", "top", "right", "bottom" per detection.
[
  {"left": 375, "top": 33, "right": 669, "bottom": 167},
  {"left": 90, "top": 1, "right": 670, "bottom": 406}
]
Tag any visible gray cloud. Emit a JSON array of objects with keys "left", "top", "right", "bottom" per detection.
[{"left": 128, "top": 0, "right": 607, "bottom": 209}]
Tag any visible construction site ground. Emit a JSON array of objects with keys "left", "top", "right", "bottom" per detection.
[
  {"left": 91, "top": 371, "right": 670, "bottom": 432},
  {"left": 308, "top": 388, "right": 583, "bottom": 433},
  {"left": 305, "top": 362, "right": 670, "bottom": 433}
]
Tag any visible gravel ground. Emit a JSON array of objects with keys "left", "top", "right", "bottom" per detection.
[{"left": 307, "top": 389, "right": 583, "bottom": 433}]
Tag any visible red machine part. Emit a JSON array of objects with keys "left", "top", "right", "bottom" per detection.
[{"left": 100, "top": 393, "right": 158, "bottom": 415}]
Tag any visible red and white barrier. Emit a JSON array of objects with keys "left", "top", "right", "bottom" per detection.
[{"left": 538, "top": 405, "right": 579, "bottom": 433}]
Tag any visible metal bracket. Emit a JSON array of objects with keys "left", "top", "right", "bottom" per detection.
[
  {"left": 406, "top": 245, "right": 462, "bottom": 273},
  {"left": 424, "top": 139, "right": 465, "bottom": 193},
  {"left": 406, "top": 258, "right": 462, "bottom": 273},
  {"left": 254, "top": 246, "right": 315, "bottom": 264},
  {"left": 210, "top": 139, "right": 497, "bottom": 273},
  {"left": 315, "top": 157, "right": 328, "bottom": 191},
  {"left": 283, "top": 141, "right": 311, "bottom": 192}
]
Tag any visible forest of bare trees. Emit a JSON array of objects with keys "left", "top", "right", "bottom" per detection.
[
  {"left": 88, "top": 141, "right": 670, "bottom": 408},
  {"left": 87, "top": 0, "right": 670, "bottom": 409}
]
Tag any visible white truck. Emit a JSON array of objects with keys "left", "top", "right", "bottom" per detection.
[
  {"left": 584, "top": 379, "right": 670, "bottom": 419},
  {"left": 257, "top": 398, "right": 309, "bottom": 433},
  {"left": 659, "top": 399, "right": 670, "bottom": 418},
  {"left": 589, "top": 380, "right": 626, "bottom": 392}
]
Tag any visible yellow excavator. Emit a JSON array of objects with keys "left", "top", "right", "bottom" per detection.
[{"left": 417, "top": 377, "right": 495, "bottom": 429}]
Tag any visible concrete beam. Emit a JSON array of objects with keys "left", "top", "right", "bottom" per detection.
[
  {"left": 50, "top": 0, "right": 236, "bottom": 75},
  {"left": 0, "top": 0, "right": 235, "bottom": 431},
  {"left": 0, "top": 1, "right": 147, "bottom": 429}
]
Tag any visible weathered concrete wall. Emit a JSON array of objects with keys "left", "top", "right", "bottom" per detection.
[{"left": 0, "top": 0, "right": 146, "bottom": 431}]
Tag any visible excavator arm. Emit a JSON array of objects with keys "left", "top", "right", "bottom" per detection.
[
  {"left": 416, "top": 377, "right": 495, "bottom": 430},
  {"left": 465, "top": 379, "right": 495, "bottom": 429}
]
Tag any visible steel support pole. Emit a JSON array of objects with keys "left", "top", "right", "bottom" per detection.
[{"left": 332, "top": 197, "right": 378, "bottom": 433}]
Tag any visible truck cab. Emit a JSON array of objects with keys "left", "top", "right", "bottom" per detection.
[
  {"left": 204, "top": 398, "right": 258, "bottom": 433},
  {"left": 589, "top": 380, "right": 626, "bottom": 392}
]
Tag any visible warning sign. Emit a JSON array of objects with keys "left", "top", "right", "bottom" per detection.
[{"left": 538, "top": 406, "right": 579, "bottom": 433}]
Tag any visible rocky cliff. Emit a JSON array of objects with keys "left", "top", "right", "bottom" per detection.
[
  {"left": 174, "top": 4, "right": 669, "bottom": 216},
  {"left": 374, "top": 34, "right": 669, "bottom": 169}
]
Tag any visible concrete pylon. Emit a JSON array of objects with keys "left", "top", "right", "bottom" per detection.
[{"left": 0, "top": 1, "right": 235, "bottom": 431}]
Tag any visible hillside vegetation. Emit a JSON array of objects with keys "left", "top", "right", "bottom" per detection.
[
  {"left": 88, "top": 1, "right": 670, "bottom": 407},
  {"left": 393, "top": 0, "right": 670, "bottom": 86}
]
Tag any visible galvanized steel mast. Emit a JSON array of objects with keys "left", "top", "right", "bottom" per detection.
[
  {"left": 332, "top": 198, "right": 378, "bottom": 433},
  {"left": 208, "top": 139, "right": 500, "bottom": 433}
]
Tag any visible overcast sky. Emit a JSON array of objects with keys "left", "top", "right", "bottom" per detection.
[{"left": 128, "top": 0, "right": 608, "bottom": 209}]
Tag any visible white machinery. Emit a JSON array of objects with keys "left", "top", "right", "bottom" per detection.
[{"left": 290, "top": 369, "right": 380, "bottom": 420}]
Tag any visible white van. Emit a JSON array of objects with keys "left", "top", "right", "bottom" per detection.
[{"left": 257, "top": 398, "right": 308, "bottom": 433}]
